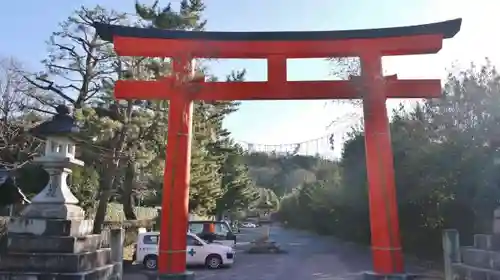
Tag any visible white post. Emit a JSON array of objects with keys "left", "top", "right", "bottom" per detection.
[
  {"left": 443, "top": 229, "right": 460, "bottom": 280},
  {"left": 493, "top": 207, "right": 500, "bottom": 234},
  {"left": 110, "top": 228, "right": 124, "bottom": 279}
]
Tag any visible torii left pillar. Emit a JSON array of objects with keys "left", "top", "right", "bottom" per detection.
[{"left": 158, "top": 57, "right": 195, "bottom": 280}]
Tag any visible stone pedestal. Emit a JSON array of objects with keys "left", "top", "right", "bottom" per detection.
[
  {"left": 157, "top": 272, "right": 195, "bottom": 280},
  {"left": 141, "top": 271, "right": 195, "bottom": 280},
  {"left": 362, "top": 272, "right": 419, "bottom": 280},
  {"left": 21, "top": 156, "right": 85, "bottom": 220},
  {"left": 0, "top": 217, "right": 120, "bottom": 280},
  {"left": 246, "top": 240, "right": 285, "bottom": 254}
]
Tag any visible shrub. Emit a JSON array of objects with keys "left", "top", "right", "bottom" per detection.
[
  {"left": 101, "top": 219, "right": 156, "bottom": 247},
  {"left": 104, "top": 203, "right": 159, "bottom": 222}
]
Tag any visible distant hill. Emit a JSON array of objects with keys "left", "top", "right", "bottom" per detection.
[{"left": 242, "top": 152, "right": 340, "bottom": 197}]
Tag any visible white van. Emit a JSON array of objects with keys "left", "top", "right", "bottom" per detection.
[{"left": 134, "top": 231, "right": 235, "bottom": 270}]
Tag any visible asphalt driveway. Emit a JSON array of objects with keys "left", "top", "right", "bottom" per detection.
[{"left": 124, "top": 225, "right": 442, "bottom": 280}]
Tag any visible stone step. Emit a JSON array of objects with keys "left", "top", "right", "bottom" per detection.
[
  {"left": 474, "top": 234, "right": 500, "bottom": 251},
  {"left": 7, "top": 217, "right": 93, "bottom": 237},
  {"left": 0, "top": 248, "right": 112, "bottom": 273},
  {"left": 6, "top": 233, "right": 104, "bottom": 253},
  {"left": 0, "top": 262, "right": 120, "bottom": 280},
  {"left": 452, "top": 263, "right": 500, "bottom": 280},
  {"left": 461, "top": 247, "right": 500, "bottom": 271}
]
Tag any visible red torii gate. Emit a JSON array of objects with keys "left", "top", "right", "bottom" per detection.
[{"left": 95, "top": 18, "right": 461, "bottom": 279}]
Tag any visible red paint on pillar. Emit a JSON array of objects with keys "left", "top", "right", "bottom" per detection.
[
  {"left": 361, "top": 52, "right": 404, "bottom": 274},
  {"left": 158, "top": 59, "right": 194, "bottom": 275},
  {"left": 267, "top": 55, "right": 287, "bottom": 83}
]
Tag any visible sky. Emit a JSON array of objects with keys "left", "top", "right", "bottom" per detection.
[{"left": 1, "top": 0, "right": 499, "bottom": 158}]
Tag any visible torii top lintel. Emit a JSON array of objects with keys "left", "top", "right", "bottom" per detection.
[
  {"left": 94, "top": 19, "right": 461, "bottom": 58},
  {"left": 93, "top": 19, "right": 461, "bottom": 101}
]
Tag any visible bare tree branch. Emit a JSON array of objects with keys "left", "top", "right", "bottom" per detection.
[
  {"left": 327, "top": 56, "right": 363, "bottom": 106},
  {"left": 0, "top": 57, "right": 46, "bottom": 119},
  {"left": 23, "top": 75, "right": 75, "bottom": 104},
  {"left": 24, "top": 6, "right": 128, "bottom": 110}
]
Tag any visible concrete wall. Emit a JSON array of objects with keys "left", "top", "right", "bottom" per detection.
[{"left": 444, "top": 230, "right": 500, "bottom": 280}]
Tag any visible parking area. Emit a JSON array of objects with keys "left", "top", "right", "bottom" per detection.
[
  {"left": 124, "top": 226, "right": 442, "bottom": 280},
  {"left": 123, "top": 226, "right": 270, "bottom": 279},
  {"left": 124, "top": 253, "right": 287, "bottom": 280}
]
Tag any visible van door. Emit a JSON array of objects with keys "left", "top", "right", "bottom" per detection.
[
  {"left": 186, "top": 235, "right": 204, "bottom": 265},
  {"left": 138, "top": 234, "right": 159, "bottom": 263}
]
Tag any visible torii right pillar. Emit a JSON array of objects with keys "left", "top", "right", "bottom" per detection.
[{"left": 358, "top": 30, "right": 460, "bottom": 279}]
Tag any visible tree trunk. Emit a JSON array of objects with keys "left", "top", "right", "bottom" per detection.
[
  {"left": 216, "top": 212, "right": 223, "bottom": 221},
  {"left": 92, "top": 92, "right": 132, "bottom": 233},
  {"left": 122, "top": 160, "right": 137, "bottom": 220},
  {"left": 93, "top": 159, "right": 119, "bottom": 234}
]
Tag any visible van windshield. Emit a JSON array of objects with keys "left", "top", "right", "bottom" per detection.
[{"left": 188, "top": 222, "right": 232, "bottom": 236}]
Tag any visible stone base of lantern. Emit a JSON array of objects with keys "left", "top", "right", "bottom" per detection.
[
  {"left": 0, "top": 264, "right": 120, "bottom": 280},
  {"left": 0, "top": 217, "right": 120, "bottom": 280},
  {"left": 21, "top": 202, "right": 85, "bottom": 220},
  {"left": 7, "top": 217, "right": 94, "bottom": 236}
]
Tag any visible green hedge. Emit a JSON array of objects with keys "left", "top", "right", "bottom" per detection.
[
  {"left": 0, "top": 217, "right": 7, "bottom": 252},
  {"left": 104, "top": 203, "right": 159, "bottom": 222}
]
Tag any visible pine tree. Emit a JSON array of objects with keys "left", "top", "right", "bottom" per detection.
[
  {"left": 214, "top": 148, "right": 259, "bottom": 218},
  {"left": 188, "top": 103, "right": 223, "bottom": 215},
  {"left": 136, "top": 0, "right": 223, "bottom": 215},
  {"left": 135, "top": 1, "right": 259, "bottom": 216},
  {"left": 205, "top": 72, "right": 259, "bottom": 217}
]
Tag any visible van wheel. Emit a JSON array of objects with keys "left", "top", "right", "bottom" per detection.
[
  {"left": 143, "top": 255, "right": 158, "bottom": 270},
  {"left": 205, "top": 254, "right": 222, "bottom": 269}
]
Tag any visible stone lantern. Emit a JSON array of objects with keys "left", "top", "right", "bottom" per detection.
[
  {"left": 21, "top": 105, "right": 85, "bottom": 220},
  {"left": 0, "top": 105, "right": 119, "bottom": 280}
]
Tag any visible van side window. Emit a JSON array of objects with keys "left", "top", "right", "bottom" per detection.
[
  {"left": 188, "top": 223, "right": 204, "bottom": 234},
  {"left": 143, "top": 234, "right": 159, "bottom": 245},
  {"left": 214, "top": 223, "right": 229, "bottom": 236}
]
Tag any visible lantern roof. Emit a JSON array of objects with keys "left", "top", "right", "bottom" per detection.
[{"left": 29, "top": 105, "right": 79, "bottom": 138}]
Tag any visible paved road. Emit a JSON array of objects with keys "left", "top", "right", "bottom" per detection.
[{"left": 124, "top": 225, "right": 441, "bottom": 280}]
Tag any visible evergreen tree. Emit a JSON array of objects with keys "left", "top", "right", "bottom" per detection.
[
  {"left": 136, "top": 0, "right": 257, "bottom": 216},
  {"left": 214, "top": 144, "right": 259, "bottom": 218},
  {"left": 205, "top": 72, "right": 260, "bottom": 217},
  {"left": 136, "top": 0, "right": 223, "bottom": 215}
]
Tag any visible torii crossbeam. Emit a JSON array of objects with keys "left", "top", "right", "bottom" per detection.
[{"left": 95, "top": 18, "right": 461, "bottom": 280}]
